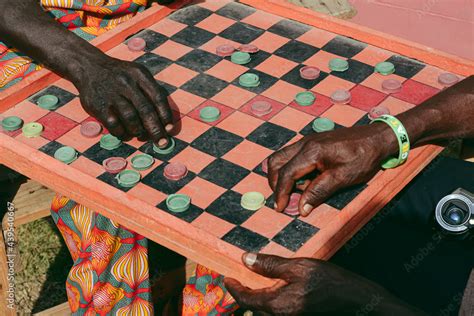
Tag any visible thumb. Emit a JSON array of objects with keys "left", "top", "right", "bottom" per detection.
[{"left": 242, "top": 253, "right": 295, "bottom": 281}]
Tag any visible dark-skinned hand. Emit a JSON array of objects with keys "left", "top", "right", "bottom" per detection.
[
  {"left": 224, "top": 253, "right": 424, "bottom": 315},
  {"left": 268, "top": 123, "right": 397, "bottom": 216},
  {"left": 73, "top": 56, "right": 173, "bottom": 147}
]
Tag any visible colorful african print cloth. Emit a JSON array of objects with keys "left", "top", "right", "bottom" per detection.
[{"left": 0, "top": 0, "right": 147, "bottom": 90}]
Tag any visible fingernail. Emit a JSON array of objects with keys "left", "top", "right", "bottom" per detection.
[
  {"left": 273, "top": 202, "right": 278, "bottom": 210},
  {"left": 158, "top": 138, "right": 168, "bottom": 147},
  {"left": 165, "top": 124, "right": 174, "bottom": 132},
  {"left": 303, "top": 204, "right": 313, "bottom": 214},
  {"left": 243, "top": 252, "right": 257, "bottom": 266}
]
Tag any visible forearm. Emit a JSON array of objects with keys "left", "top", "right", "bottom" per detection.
[{"left": 0, "top": 0, "right": 108, "bottom": 84}]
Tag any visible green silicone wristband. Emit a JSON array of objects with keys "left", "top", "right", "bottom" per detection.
[{"left": 371, "top": 115, "right": 410, "bottom": 169}]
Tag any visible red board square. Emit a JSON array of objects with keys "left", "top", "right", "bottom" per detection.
[
  {"left": 187, "top": 100, "right": 234, "bottom": 126},
  {"left": 241, "top": 207, "right": 293, "bottom": 239},
  {"left": 223, "top": 140, "right": 273, "bottom": 171},
  {"left": 177, "top": 177, "right": 226, "bottom": 209},
  {"left": 55, "top": 79, "right": 79, "bottom": 95},
  {"left": 254, "top": 55, "right": 298, "bottom": 78},
  {"left": 14, "top": 134, "right": 49, "bottom": 150},
  {"left": 260, "top": 241, "right": 295, "bottom": 257},
  {"left": 191, "top": 212, "right": 235, "bottom": 238},
  {"left": 241, "top": 10, "right": 282, "bottom": 30},
  {"left": 288, "top": 92, "right": 332, "bottom": 117},
  {"left": 2, "top": 100, "right": 49, "bottom": 123},
  {"left": 198, "top": 0, "right": 232, "bottom": 11},
  {"left": 232, "top": 172, "right": 273, "bottom": 198},
  {"left": 392, "top": 79, "right": 440, "bottom": 105},
  {"left": 217, "top": 111, "right": 263, "bottom": 137},
  {"left": 378, "top": 96, "right": 415, "bottom": 115},
  {"left": 149, "top": 18, "right": 187, "bottom": 37},
  {"left": 297, "top": 28, "right": 335, "bottom": 48},
  {"left": 349, "top": 85, "right": 388, "bottom": 111},
  {"left": 352, "top": 46, "right": 393, "bottom": 67},
  {"left": 212, "top": 85, "right": 256, "bottom": 109},
  {"left": 154, "top": 64, "right": 198, "bottom": 87},
  {"left": 322, "top": 104, "right": 366, "bottom": 127},
  {"left": 55, "top": 98, "right": 89, "bottom": 123},
  {"left": 270, "top": 107, "right": 315, "bottom": 132},
  {"left": 107, "top": 43, "right": 145, "bottom": 61},
  {"left": 240, "top": 95, "right": 285, "bottom": 120},
  {"left": 36, "top": 112, "right": 78, "bottom": 141},
  {"left": 250, "top": 32, "right": 290, "bottom": 53},
  {"left": 174, "top": 116, "right": 210, "bottom": 143},
  {"left": 299, "top": 203, "right": 340, "bottom": 228},
  {"left": 170, "top": 146, "right": 215, "bottom": 173},
  {"left": 128, "top": 182, "right": 167, "bottom": 206},
  {"left": 70, "top": 156, "right": 105, "bottom": 178},
  {"left": 261, "top": 80, "right": 305, "bottom": 105},
  {"left": 206, "top": 59, "right": 248, "bottom": 82},
  {"left": 168, "top": 89, "right": 206, "bottom": 115},
  {"left": 196, "top": 14, "right": 235, "bottom": 34},
  {"left": 311, "top": 75, "right": 355, "bottom": 97},
  {"left": 56, "top": 125, "right": 99, "bottom": 152},
  {"left": 151, "top": 40, "right": 193, "bottom": 61}
]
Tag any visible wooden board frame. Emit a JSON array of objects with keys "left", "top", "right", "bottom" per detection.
[{"left": 1, "top": 0, "right": 472, "bottom": 288}]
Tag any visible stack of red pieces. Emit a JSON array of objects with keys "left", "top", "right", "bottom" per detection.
[
  {"left": 216, "top": 44, "right": 235, "bottom": 57},
  {"left": 251, "top": 101, "right": 272, "bottom": 117},
  {"left": 164, "top": 162, "right": 188, "bottom": 181},
  {"left": 283, "top": 193, "right": 302, "bottom": 216},
  {"left": 127, "top": 37, "right": 146, "bottom": 52},
  {"left": 238, "top": 44, "right": 259, "bottom": 53},
  {"left": 299, "top": 66, "right": 320, "bottom": 80},
  {"left": 103, "top": 157, "right": 127, "bottom": 174},
  {"left": 80, "top": 121, "right": 102, "bottom": 138}
]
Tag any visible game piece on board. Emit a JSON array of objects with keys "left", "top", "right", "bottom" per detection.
[
  {"left": 116, "top": 169, "right": 141, "bottom": 188},
  {"left": 295, "top": 91, "right": 316, "bottom": 106},
  {"left": 164, "top": 162, "right": 188, "bottom": 181},
  {"left": 103, "top": 157, "right": 128, "bottom": 174},
  {"left": 216, "top": 44, "right": 235, "bottom": 57},
  {"left": 131, "top": 154, "right": 154, "bottom": 171},
  {"left": 381, "top": 78, "right": 402, "bottom": 93},
  {"left": 329, "top": 58, "right": 349, "bottom": 72},
  {"left": 1, "top": 116, "right": 23, "bottom": 131},
  {"left": 239, "top": 73, "right": 260, "bottom": 87},
  {"left": 283, "top": 192, "right": 302, "bottom": 216},
  {"left": 153, "top": 137, "right": 176, "bottom": 155},
  {"left": 54, "top": 146, "right": 78, "bottom": 164},
  {"left": 368, "top": 105, "right": 390, "bottom": 120},
  {"left": 241, "top": 191, "right": 266, "bottom": 211},
  {"left": 438, "top": 73, "right": 459, "bottom": 87},
  {"left": 166, "top": 194, "right": 191, "bottom": 213},
  {"left": 231, "top": 51, "right": 251, "bottom": 65},
  {"left": 251, "top": 100, "right": 272, "bottom": 117},
  {"left": 80, "top": 121, "right": 102, "bottom": 138},
  {"left": 375, "top": 61, "right": 395, "bottom": 75},
  {"left": 261, "top": 158, "right": 269, "bottom": 173},
  {"left": 100, "top": 134, "right": 122, "bottom": 150},
  {"left": 22, "top": 122, "right": 43, "bottom": 138},
  {"left": 37, "top": 95, "right": 59, "bottom": 110},
  {"left": 330, "top": 89, "right": 351, "bottom": 104},
  {"left": 199, "top": 106, "right": 221, "bottom": 122},
  {"left": 312, "top": 117, "right": 335, "bottom": 132},
  {"left": 299, "top": 66, "right": 320, "bottom": 80},
  {"left": 238, "top": 44, "right": 259, "bottom": 53},
  {"left": 127, "top": 37, "right": 146, "bottom": 52}
]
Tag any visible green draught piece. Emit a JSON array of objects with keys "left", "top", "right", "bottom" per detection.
[
  {"left": 329, "top": 58, "right": 349, "bottom": 72},
  {"left": 312, "top": 117, "right": 335, "bottom": 133},
  {"left": 100, "top": 134, "right": 122, "bottom": 150},
  {"left": 153, "top": 137, "right": 176, "bottom": 155},
  {"left": 131, "top": 154, "right": 154, "bottom": 171},
  {"left": 116, "top": 170, "right": 141, "bottom": 188},
  {"left": 199, "top": 106, "right": 221, "bottom": 122},
  {"left": 375, "top": 62, "right": 395, "bottom": 75},
  {"left": 54, "top": 146, "right": 78, "bottom": 164},
  {"left": 22, "top": 122, "right": 43, "bottom": 138},
  {"left": 37, "top": 95, "right": 59, "bottom": 110},
  {"left": 241, "top": 191, "right": 265, "bottom": 211},
  {"left": 295, "top": 91, "right": 316, "bottom": 106},
  {"left": 166, "top": 194, "right": 191, "bottom": 213},
  {"left": 239, "top": 73, "right": 260, "bottom": 87},
  {"left": 231, "top": 51, "right": 251, "bottom": 65},
  {"left": 1, "top": 116, "right": 23, "bottom": 131}
]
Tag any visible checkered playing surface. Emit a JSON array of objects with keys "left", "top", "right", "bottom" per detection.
[{"left": 1, "top": 2, "right": 457, "bottom": 258}]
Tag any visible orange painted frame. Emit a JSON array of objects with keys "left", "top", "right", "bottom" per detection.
[{"left": 0, "top": 0, "right": 471, "bottom": 289}]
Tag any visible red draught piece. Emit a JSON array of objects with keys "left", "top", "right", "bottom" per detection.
[
  {"left": 251, "top": 101, "right": 272, "bottom": 117},
  {"left": 330, "top": 89, "right": 351, "bottom": 104},
  {"left": 368, "top": 105, "right": 390, "bottom": 120},
  {"left": 238, "top": 44, "right": 259, "bottom": 53},
  {"left": 299, "top": 66, "right": 320, "bottom": 80},
  {"left": 283, "top": 193, "right": 301, "bottom": 216},
  {"left": 80, "top": 121, "right": 102, "bottom": 138},
  {"left": 164, "top": 162, "right": 188, "bottom": 181},
  {"left": 438, "top": 73, "right": 459, "bottom": 87},
  {"left": 128, "top": 37, "right": 146, "bottom": 52},
  {"left": 381, "top": 79, "right": 402, "bottom": 93},
  {"left": 261, "top": 158, "right": 268, "bottom": 174},
  {"left": 216, "top": 44, "right": 236, "bottom": 57},
  {"left": 103, "top": 157, "right": 127, "bottom": 174}
]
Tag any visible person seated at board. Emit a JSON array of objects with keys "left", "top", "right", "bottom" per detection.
[{"left": 0, "top": 1, "right": 238, "bottom": 315}]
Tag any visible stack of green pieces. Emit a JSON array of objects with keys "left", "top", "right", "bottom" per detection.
[
  {"left": 241, "top": 191, "right": 265, "bottom": 211},
  {"left": 166, "top": 194, "right": 191, "bottom": 213},
  {"left": 153, "top": 137, "right": 176, "bottom": 155},
  {"left": 295, "top": 91, "right": 316, "bottom": 106},
  {"left": 54, "top": 146, "right": 78, "bottom": 164},
  {"left": 375, "top": 62, "right": 395, "bottom": 75},
  {"left": 22, "top": 122, "right": 43, "bottom": 138},
  {"left": 231, "top": 51, "right": 251, "bottom": 65},
  {"left": 100, "top": 134, "right": 122, "bottom": 150},
  {"left": 329, "top": 58, "right": 349, "bottom": 72},
  {"left": 239, "top": 73, "right": 260, "bottom": 88},
  {"left": 312, "top": 117, "right": 335, "bottom": 133},
  {"left": 131, "top": 154, "right": 154, "bottom": 171},
  {"left": 199, "top": 106, "right": 221, "bottom": 122},
  {"left": 1, "top": 116, "right": 23, "bottom": 131},
  {"left": 116, "top": 170, "right": 141, "bottom": 188},
  {"left": 37, "top": 95, "right": 60, "bottom": 110}
]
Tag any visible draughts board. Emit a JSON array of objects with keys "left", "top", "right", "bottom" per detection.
[{"left": 1, "top": 0, "right": 469, "bottom": 287}]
